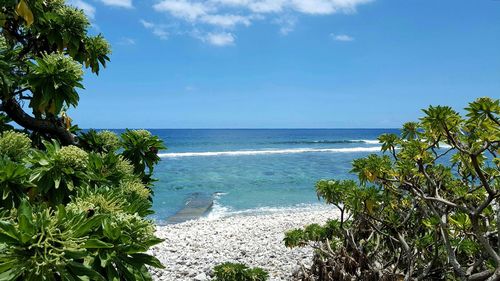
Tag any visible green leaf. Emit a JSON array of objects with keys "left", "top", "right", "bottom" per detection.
[
  {"left": 0, "top": 260, "right": 17, "bottom": 274},
  {"left": 0, "top": 267, "right": 23, "bottom": 281},
  {"left": 105, "top": 264, "right": 120, "bottom": 281},
  {"left": 102, "top": 218, "right": 120, "bottom": 240},
  {"left": 67, "top": 261, "right": 105, "bottom": 281},
  {"left": 54, "top": 176, "right": 61, "bottom": 189},
  {"left": 127, "top": 253, "right": 164, "bottom": 269},
  {"left": 72, "top": 214, "right": 104, "bottom": 237},
  {"left": 83, "top": 239, "right": 114, "bottom": 249},
  {"left": 0, "top": 221, "right": 19, "bottom": 243},
  {"left": 18, "top": 199, "right": 34, "bottom": 236},
  {"left": 15, "top": 0, "right": 34, "bottom": 26}
]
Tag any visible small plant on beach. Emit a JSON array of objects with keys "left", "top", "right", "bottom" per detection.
[
  {"left": 0, "top": 0, "right": 166, "bottom": 279},
  {"left": 213, "top": 262, "right": 269, "bottom": 281},
  {"left": 285, "top": 97, "right": 500, "bottom": 280}
]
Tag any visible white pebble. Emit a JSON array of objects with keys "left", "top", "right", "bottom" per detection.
[{"left": 149, "top": 206, "right": 339, "bottom": 281}]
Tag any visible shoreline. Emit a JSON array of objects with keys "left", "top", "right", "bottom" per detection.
[{"left": 149, "top": 206, "right": 339, "bottom": 281}]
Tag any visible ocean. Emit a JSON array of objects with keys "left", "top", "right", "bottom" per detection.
[{"left": 149, "top": 129, "right": 399, "bottom": 224}]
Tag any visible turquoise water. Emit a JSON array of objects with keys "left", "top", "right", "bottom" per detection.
[{"left": 149, "top": 129, "right": 398, "bottom": 224}]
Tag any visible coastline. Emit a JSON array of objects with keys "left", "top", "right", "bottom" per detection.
[{"left": 149, "top": 206, "right": 339, "bottom": 281}]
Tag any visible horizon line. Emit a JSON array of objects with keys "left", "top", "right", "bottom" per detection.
[{"left": 83, "top": 127, "right": 401, "bottom": 130}]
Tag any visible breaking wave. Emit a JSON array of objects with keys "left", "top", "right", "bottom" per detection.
[
  {"left": 271, "top": 139, "right": 379, "bottom": 145},
  {"left": 158, "top": 146, "right": 381, "bottom": 158}
]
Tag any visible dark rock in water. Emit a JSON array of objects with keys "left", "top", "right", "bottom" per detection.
[{"left": 167, "top": 192, "right": 214, "bottom": 224}]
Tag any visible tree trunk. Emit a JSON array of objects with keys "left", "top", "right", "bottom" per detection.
[{"left": 2, "top": 98, "right": 75, "bottom": 145}]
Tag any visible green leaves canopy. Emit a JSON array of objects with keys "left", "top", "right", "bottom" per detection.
[
  {"left": 0, "top": 129, "right": 166, "bottom": 280},
  {"left": 0, "top": 0, "right": 111, "bottom": 142},
  {"left": 285, "top": 97, "right": 500, "bottom": 280},
  {"left": 28, "top": 53, "right": 83, "bottom": 116}
]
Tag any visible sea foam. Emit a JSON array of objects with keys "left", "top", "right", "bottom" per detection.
[
  {"left": 204, "top": 202, "right": 336, "bottom": 220},
  {"left": 158, "top": 146, "right": 382, "bottom": 158}
]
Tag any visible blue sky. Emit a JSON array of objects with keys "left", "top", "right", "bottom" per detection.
[{"left": 68, "top": 0, "right": 500, "bottom": 128}]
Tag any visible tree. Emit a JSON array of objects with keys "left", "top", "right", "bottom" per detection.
[
  {"left": 0, "top": 0, "right": 110, "bottom": 144},
  {"left": 285, "top": 97, "right": 500, "bottom": 281},
  {"left": 0, "top": 1, "right": 167, "bottom": 279}
]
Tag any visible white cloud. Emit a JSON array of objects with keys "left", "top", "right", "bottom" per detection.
[
  {"left": 153, "top": 29, "right": 169, "bottom": 40},
  {"left": 274, "top": 15, "right": 296, "bottom": 35},
  {"left": 118, "top": 37, "right": 136, "bottom": 45},
  {"left": 331, "top": 33, "right": 354, "bottom": 41},
  {"left": 200, "top": 14, "right": 252, "bottom": 28},
  {"left": 150, "top": 0, "right": 372, "bottom": 44},
  {"left": 153, "top": 0, "right": 212, "bottom": 21},
  {"left": 140, "top": 20, "right": 169, "bottom": 40},
  {"left": 69, "top": 0, "right": 96, "bottom": 19},
  {"left": 100, "top": 0, "right": 133, "bottom": 8},
  {"left": 139, "top": 20, "right": 155, "bottom": 28},
  {"left": 248, "top": 0, "right": 286, "bottom": 13},
  {"left": 212, "top": 0, "right": 286, "bottom": 13},
  {"left": 140, "top": 19, "right": 155, "bottom": 28},
  {"left": 209, "top": 0, "right": 371, "bottom": 14},
  {"left": 292, "top": 0, "right": 371, "bottom": 14},
  {"left": 291, "top": 0, "right": 336, "bottom": 14},
  {"left": 204, "top": 32, "right": 235, "bottom": 46}
]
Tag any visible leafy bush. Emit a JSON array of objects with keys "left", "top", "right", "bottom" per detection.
[
  {"left": 213, "top": 262, "right": 269, "bottom": 281},
  {"left": 0, "top": 114, "right": 14, "bottom": 132},
  {"left": 0, "top": 0, "right": 167, "bottom": 279},
  {"left": 0, "top": 157, "right": 33, "bottom": 209},
  {"left": 79, "top": 129, "right": 121, "bottom": 154},
  {"left": 29, "top": 140, "right": 90, "bottom": 205},
  {"left": 0, "top": 130, "right": 31, "bottom": 161},
  {"left": 121, "top": 129, "right": 166, "bottom": 185},
  {"left": 0, "top": 129, "right": 165, "bottom": 280},
  {"left": 285, "top": 97, "right": 500, "bottom": 280}
]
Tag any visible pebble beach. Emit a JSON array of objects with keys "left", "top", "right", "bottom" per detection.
[{"left": 149, "top": 206, "right": 339, "bottom": 281}]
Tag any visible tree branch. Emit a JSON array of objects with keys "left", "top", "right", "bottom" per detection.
[
  {"left": 471, "top": 154, "right": 494, "bottom": 196},
  {"left": 471, "top": 215, "right": 500, "bottom": 266},
  {"left": 13, "top": 87, "right": 30, "bottom": 96},
  {"left": 2, "top": 98, "right": 75, "bottom": 145}
]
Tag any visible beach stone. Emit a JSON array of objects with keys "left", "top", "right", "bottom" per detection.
[
  {"left": 149, "top": 205, "right": 339, "bottom": 281},
  {"left": 194, "top": 272, "right": 207, "bottom": 281}
]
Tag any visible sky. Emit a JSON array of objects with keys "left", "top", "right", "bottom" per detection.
[{"left": 67, "top": 0, "right": 500, "bottom": 129}]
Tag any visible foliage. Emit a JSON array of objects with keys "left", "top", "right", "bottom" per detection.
[
  {"left": 213, "top": 262, "right": 269, "bottom": 281},
  {"left": 0, "top": 128, "right": 165, "bottom": 280},
  {"left": 285, "top": 97, "right": 500, "bottom": 281},
  {"left": 29, "top": 140, "right": 89, "bottom": 204},
  {"left": 28, "top": 53, "right": 83, "bottom": 116},
  {"left": 121, "top": 129, "right": 166, "bottom": 184},
  {"left": 0, "top": 113, "right": 13, "bottom": 132},
  {"left": 0, "top": 0, "right": 167, "bottom": 279},
  {"left": 0, "top": 0, "right": 111, "bottom": 144},
  {"left": 0, "top": 130, "right": 31, "bottom": 161},
  {"left": 0, "top": 199, "right": 106, "bottom": 280},
  {"left": 79, "top": 129, "right": 121, "bottom": 154},
  {"left": 0, "top": 157, "right": 33, "bottom": 209}
]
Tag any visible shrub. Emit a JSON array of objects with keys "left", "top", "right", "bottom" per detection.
[
  {"left": 121, "top": 129, "right": 166, "bottom": 185},
  {"left": 55, "top": 145, "right": 89, "bottom": 170},
  {"left": 29, "top": 141, "right": 90, "bottom": 205},
  {"left": 285, "top": 97, "right": 500, "bottom": 280},
  {"left": 0, "top": 199, "right": 107, "bottom": 280},
  {"left": 0, "top": 0, "right": 166, "bottom": 279},
  {"left": 0, "top": 130, "right": 31, "bottom": 162},
  {"left": 213, "top": 262, "right": 269, "bottom": 281},
  {"left": 0, "top": 158, "right": 33, "bottom": 209},
  {"left": 0, "top": 131, "right": 165, "bottom": 280},
  {"left": 87, "top": 152, "right": 135, "bottom": 187},
  {"left": 79, "top": 129, "right": 121, "bottom": 153}
]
